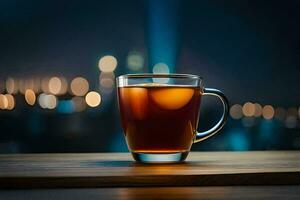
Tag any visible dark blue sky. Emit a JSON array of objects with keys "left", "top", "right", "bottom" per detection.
[{"left": 0, "top": 0, "right": 299, "bottom": 105}]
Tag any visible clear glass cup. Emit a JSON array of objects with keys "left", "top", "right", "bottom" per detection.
[{"left": 116, "top": 74, "right": 229, "bottom": 163}]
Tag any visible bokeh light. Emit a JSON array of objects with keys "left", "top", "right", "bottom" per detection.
[
  {"left": 38, "top": 94, "right": 47, "bottom": 109},
  {"left": 287, "top": 107, "right": 298, "bottom": 117},
  {"left": 242, "top": 117, "right": 256, "bottom": 127},
  {"left": 0, "top": 94, "right": 8, "bottom": 109},
  {"left": 72, "top": 96, "right": 86, "bottom": 112},
  {"left": 71, "top": 77, "right": 89, "bottom": 96},
  {"left": 127, "top": 51, "right": 144, "bottom": 71},
  {"left": 152, "top": 62, "right": 169, "bottom": 74},
  {"left": 242, "top": 102, "right": 255, "bottom": 117},
  {"left": 254, "top": 103, "right": 262, "bottom": 117},
  {"left": 24, "top": 78, "right": 35, "bottom": 92},
  {"left": 262, "top": 105, "right": 275, "bottom": 120},
  {"left": 6, "top": 77, "right": 18, "bottom": 94},
  {"left": 41, "top": 77, "right": 50, "bottom": 93},
  {"left": 33, "top": 77, "right": 41, "bottom": 93},
  {"left": 38, "top": 93, "right": 57, "bottom": 109},
  {"left": 98, "top": 55, "right": 118, "bottom": 72},
  {"left": 5, "top": 94, "right": 15, "bottom": 110},
  {"left": 275, "top": 107, "right": 286, "bottom": 121},
  {"left": 230, "top": 104, "right": 243, "bottom": 119},
  {"left": 25, "top": 89, "right": 36, "bottom": 106},
  {"left": 18, "top": 79, "right": 25, "bottom": 94},
  {"left": 0, "top": 79, "right": 4, "bottom": 93},
  {"left": 85, "top": 91, "right": 101, "bottom": 107},
  {"left": 48, "top": 77, "right": 62, "bottom": 95},
  {"left": 46, "top": 95, "right": 57, "bottom": 109},
  {"left": 99, "top": 72, "right": 115, "bottom": 93},
  {"left": 59, "top": 77, "right": 68, "bottom": 95},
  {"left": 285, "top": 116, "right": 297, "bottom": 129},
  {"left": 298, "top": 107, "right": 300, "bottom": 119}
]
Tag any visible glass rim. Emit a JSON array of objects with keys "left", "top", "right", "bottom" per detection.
[{"left": 117, "top": 73, "right": 202, "bottom": 80}]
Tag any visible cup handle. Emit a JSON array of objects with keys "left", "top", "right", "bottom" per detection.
[{"left": 194, "top": 88, "right": 229, "bottom": 143}]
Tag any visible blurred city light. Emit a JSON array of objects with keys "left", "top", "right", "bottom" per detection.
[
  {"left": 72, "top": 96, "right": 86, "bottom": 112},
  {"left": 0, "top": 79, "right": 4, "bottom": 93},
  {"left": 24, "top": 78, "right": 35, "bottom": 92},
  {"left": 242, "top": 102, "right": 255, "bottom": 117},
  {"left": 262, "top": 105, "right": 275, "bottom": 120},
  {"left": 38, "top": 93, "right": 57, "bottom": 109},
  {"left": 99, "top": 72, "right": 115, "bottom": 94},
  {"left": 285, "top": 116, "right": 297, "bottom": 129},
  {"left": 85, "top": 91, "right": 101, "bottom": 107},
  {"left": 38, "top": 94, "right": 47, "bottom": 109},
  {"left": 25, "top": 89, "right": 36, "bottom": 106},
  {"left": 57, "top": 100, "right": 74, "bottom": 114},
  {"left": 98, "top": 55, "right": 118, "bottom": 72},
  {"left": 152, "top": 63, "right": 170, "bottom": 84},
  {"left": 152, "top": 62, "right": 170, "bottom": 74},
  {"left": 41, "top": 77, "right": 50, "bottom": 93},
  {"left": 33, "top": 77, "right": 41, "bottom": 93},
  {"left": 287, "top": 107, "right": 298, "bottom": 117},
  {"left": 0, "top": 94, "right": 8, "bottom": 109},
  {"left": 230, "top": 104, "right": 243, "bottom": 119},
  {"left": 127, "top": 51, "right": 144, "bottom": 71},
  {"left": 242, "top": 117, "right": 255, "bottom": 127},
  {"left": 5, "top": 94, "right": 15, "bottom": 110},
  {"left": 254, "top": 103, "right": 262, "bottom": 117},
  {"left": 47, "top": 76, "right": 68, "bottom": 95},
  {"left": 70, "top": 77, "right": 89, "bottom": 96},
  {"left": 6, "top": 77, "right": 18, "bottom": 94},
  {"left": 49, "top": 77, "right": 62, "bottom": 95},
  {"left": 275, "top": 107, "right": 286, "bottom": 121},
  {"left": 59, "top": 77, "right": 68, "bottom": 95},
  {"left": 46, "top": 95, "right": 57, "bottom": 109}
]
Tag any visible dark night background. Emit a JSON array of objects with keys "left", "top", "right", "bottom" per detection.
[{"left": 0, "top": 0, "right": 299, "bottom": 153}]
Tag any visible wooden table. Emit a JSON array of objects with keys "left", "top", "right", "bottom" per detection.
[{"left": 0, "top": 151, "right": 299, "bottom": 199}]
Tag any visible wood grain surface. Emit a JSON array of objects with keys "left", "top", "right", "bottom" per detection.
[
  {"left": 1, "top": 186, "right": 300, "bottom": 200},
  {"left": 0, "top": 151, "right": 299, "bottom": 188}
]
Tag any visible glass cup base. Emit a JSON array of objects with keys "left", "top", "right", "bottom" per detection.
[{"left": 131, "top": 151, "right": 189, "bottom": 163}]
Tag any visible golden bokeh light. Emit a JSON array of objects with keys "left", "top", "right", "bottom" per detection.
[
  {"left": 72, "top": 96, "right": 86, "bottom": 112},
  {"left": 18, "top": 79, "right": 26, "bottom": 94},
  {"left": 254, "top": 103, "right": 262, "bottom": 117},
  {"left": 98, "top": 55, "right": 118, "bottom": 72},
  {"left": 5, "top": 94, "right": 15, "bottom": 110},
  {"left": 48, "top": 77, "right": 62, "bottom": 95},
  {"left": 25, "top": 78, "right": 35, "bottom": 92},
  {"left": 41, "top": 77, "right": 50, "bottom": 93},
  {"left": 229, "top": 104, "right": 243, "bottom": 119},
  {"left": 99, "top": 72, "right": 115, "bottom": 89},
  {"left": 71, "top": 77, "right": 89, "bottom": 96},
  {"left": 262, "top": 105, "right": 275, "bottom": 120},
  {"left": 59, "top": 77, "right": 68, "bottom": 95},
  {"left": 6, "top": 77, "right": 18, "bottom": 94},
  {"left": 33, "top": 78, "right": 40, "bottom": 93},
  {"left": 0, "top": 79, "right": 5, "bottom": 93},
  {"left": 298, "top": 107, "right": 300, "bottom": 119},
  {"left": 25, "top": 89, "right": 36, "bottom": 106},
  {"left": 242, "top": 102, "right": 255, "bottom": 117},
  {"left": 0, "top": 94, "right": 8, "bottom": 109},
  {"left": 85, "top": 91, "right": 101, "bottom": 107}
]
